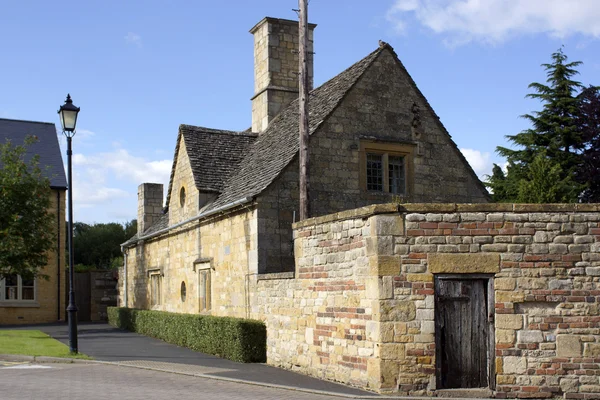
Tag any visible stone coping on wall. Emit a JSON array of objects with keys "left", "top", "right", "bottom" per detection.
[{"left": 292, "top": 202, "right": 600, "bottom": 230}]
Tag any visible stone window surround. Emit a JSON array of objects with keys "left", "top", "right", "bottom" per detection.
[
  {"left": 194, "top": 260, "right": 212, "bottom": 313},
  {"left": 359, "top": 140, "right": 415, "bottom": 197},
  {"left": 0, "top": 275, "right": 38, "bottom": 307}
]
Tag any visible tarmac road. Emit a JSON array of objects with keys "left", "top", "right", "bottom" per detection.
[{"left": 0, "top": 362, "right": 349, "bottom": 400}]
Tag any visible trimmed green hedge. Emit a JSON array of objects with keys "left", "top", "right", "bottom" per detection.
[{"left": 107, "top": 307, "right": 266, "bottom": 363}]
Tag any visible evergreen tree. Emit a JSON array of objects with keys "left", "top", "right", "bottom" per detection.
[
  {"left": 517, "top": 153, "right": 579, "bottom": 203},
  {"left": 577, "top": 86, "right": 600, "bottom": 202},
  {"left": 490, "top": 48, "right": 585, "bottom": 202}
]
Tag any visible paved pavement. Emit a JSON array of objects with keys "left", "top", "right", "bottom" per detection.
[
  {"left": 4, "top": 322, "right": 378, "bottom": 398},
  {"left": 0, "top": 362, "right": 358, "bottom": 400}
]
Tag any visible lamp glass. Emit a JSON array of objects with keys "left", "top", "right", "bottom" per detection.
[{"left": 60, "top": 109, "right": 78, "bottom": 133}]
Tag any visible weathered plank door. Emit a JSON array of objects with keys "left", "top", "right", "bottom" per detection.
[
  {"left": 435, "top": 277, "right": 492, "bottom": 389},
  {"left": 74, "top": 272, "right": 91, "bottom": 322}
]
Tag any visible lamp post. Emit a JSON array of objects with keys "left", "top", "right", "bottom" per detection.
[{"left": 58, "top": 94, "right": 80, "bottom": 354}]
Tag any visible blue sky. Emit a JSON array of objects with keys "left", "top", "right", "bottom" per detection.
[{"left": 1, "top": 0, "right": 599, "bottom": 223}]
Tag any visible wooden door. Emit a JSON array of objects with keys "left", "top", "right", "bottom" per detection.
[
  {"left": 74, "top": 272, "right": 91, "bottom": 322},
  {"left": 435, "top": 277, "right": 491, "bottom": 389}
]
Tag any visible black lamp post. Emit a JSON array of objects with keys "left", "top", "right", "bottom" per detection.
[{"left": 58, "top": 94, "right": 80, "bottom": 354}]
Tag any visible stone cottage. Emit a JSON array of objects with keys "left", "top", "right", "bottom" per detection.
[
  {"left": 117, "top": 16, "right": 596, "bottom": 398},
  {"left": 0, "top": 118, "right": 66, "bottom": 325}
]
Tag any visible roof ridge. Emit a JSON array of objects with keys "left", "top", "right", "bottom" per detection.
[
  {"left": 179, "top": 124, "right": 258, "bottom": 137},
  {"left": 0, "top": 117, "right": 55, "bottom": 126}
]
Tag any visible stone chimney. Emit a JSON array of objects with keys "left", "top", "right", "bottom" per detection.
[
  {"left": 250, "top": 17, "right": 316, "bottom": 133},
  {"left": 137, "top": 183, "right": 163, "bottom": 235}
]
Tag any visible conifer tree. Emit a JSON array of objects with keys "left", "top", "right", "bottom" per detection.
[{"left": 489, "top": 48, "right": 585, "bottom": 202}]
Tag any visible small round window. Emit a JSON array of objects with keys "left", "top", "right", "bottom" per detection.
[
  {"left": 179, "top": 187, "right": 186, "bottom": 208},
  {"left": 180, "top": 281, "right": 186, "bottom": 302}
]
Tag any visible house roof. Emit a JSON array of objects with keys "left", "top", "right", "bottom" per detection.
[
  {"left": 204, "top": 45, "right": 385, "bottom": 212},
  {"left": 133, "top": 42, "right": 488, "bottom": 245},
  {"left": 164, "top": 125, "right": 257, "bottom": 209},
  {"left": 0, "top": 118, "right": 67, "bottom": 189}
]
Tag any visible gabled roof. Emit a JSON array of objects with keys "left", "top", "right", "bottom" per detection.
[
  {"left": 204, "top": 46, "right": 385, "bottom": 212},
  {"left": 0, "top": 118, "right": 67, "bottom": 189},
  {"left": 165, "top": 125, "right": 257, "bottom": 209}
]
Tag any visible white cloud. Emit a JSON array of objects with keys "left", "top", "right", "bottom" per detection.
[
  {"left": 73, "top": 148, "right": 171, "bottom": 185},
  {"left": 68, "top": 147, "right": 171, "bottom": 222},
  {"left": 124, "top": 32, "right": 142, "bottom": 47},
  {"left": 460, "top": 148, "right": 492, "bottom": 178},
  {"left": 387, "top": 0, "right": 600, "bottom": 45}
]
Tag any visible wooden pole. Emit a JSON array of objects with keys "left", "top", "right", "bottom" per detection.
[{"left": 298, "top": 0, "right": 309, "bottom": 220}]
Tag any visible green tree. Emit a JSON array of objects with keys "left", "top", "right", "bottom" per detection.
[
  {"left": 491, "top": 48, "right": 585, "bottom": 202},
  {"left": 0, "top": 137, "right": 56, "bottom": 280},
  {"left": 72, "top": 219, "right": 136, "bottom": 270},
  {"left": 576, "top": 86, "right": 600, "bottom": 202},
  {"left": 517, "top": 153, "right": 579, "bottom": 203}
]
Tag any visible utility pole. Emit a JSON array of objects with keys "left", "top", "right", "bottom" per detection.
[{"left": 298, "top": 0, "right": 309, "bottom": 220}]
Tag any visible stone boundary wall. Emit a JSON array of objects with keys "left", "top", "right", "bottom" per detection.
[
  {"left": 258, "top": 203, "right": 600, "bottom": 397},
  {"left": 392, "top": 205, "right": 600, "bottom": 399},
  {"left": 253, "top": 213, "right": 380, "bottom": 389}
]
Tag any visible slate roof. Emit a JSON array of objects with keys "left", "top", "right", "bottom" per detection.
[
  {"left": 164, "top": 126, "right": 257, "bottom": 209},
  {"left": 204, "top": 46, "right": 385, "bottom": 212},
  {"left": 0, "top": 118, "right": 67, "bottom": 189}
]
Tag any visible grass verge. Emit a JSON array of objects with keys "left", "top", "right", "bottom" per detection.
[{"left": 0, "top": 330, "right": 92, "bottom": 359}]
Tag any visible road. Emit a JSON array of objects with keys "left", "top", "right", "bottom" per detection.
[{"left": 0, "top": 362, "right": 351, "bottom": 400}]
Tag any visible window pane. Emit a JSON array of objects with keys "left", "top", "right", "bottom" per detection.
[
  {"left": 21, "top": 276, "right": 34, "bottom": 300},
  {"left": 366, "top": 153, "right": 383, "bottom": 191},
  {"left": 22, "top": 287, "right": 35, "bottom": 300},
  {"left": 389, "top": 156, "right": 406, "bottom": 195},
  {"left": 5, "top": 275, "right": 18, "bottom": 300}
]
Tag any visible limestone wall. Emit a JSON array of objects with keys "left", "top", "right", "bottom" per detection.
[
  {"left": 122, "top": 207, "right": 257, "bottom": 318},
  {"left": 259, "top": 203, "right": 600, "bottom": 397},
  {"left": 252, "top": 208, "right": 379, "bottom": 389}
]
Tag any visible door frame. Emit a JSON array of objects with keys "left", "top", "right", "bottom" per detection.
[{"left": 434, "top": 274, "right": 495, "bottom": 390}]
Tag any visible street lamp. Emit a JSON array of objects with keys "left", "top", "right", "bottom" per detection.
[{"left": 58, "top": 94, "right": 80, "bottom": 354}]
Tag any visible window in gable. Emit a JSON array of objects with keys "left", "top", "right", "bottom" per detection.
[
  {"left": 366, "top": 154, "right": 383, "bottom": 191},
  {"left": 360, "top": 141, "right": 414, "bottom": 196}
]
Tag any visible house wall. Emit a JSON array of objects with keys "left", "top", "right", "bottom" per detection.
[
  {"left": 122, "top": 207, "right": 258, "bottom": 318},
  {"left": 0, "top": 189, "right": 66, "bottom": 325},
  {"left": 256, "top": 48, "right": 488, "bottom": 274},
  {"left": 169, "top": 136, "right": 200, "bottom": 225},
  {"left": 257, "top": 203, "right": 600, "bottom": 398}
]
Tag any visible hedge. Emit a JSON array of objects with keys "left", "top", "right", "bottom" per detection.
[{"left": 107, "top": 307, "right": 266, "bottom": 363}]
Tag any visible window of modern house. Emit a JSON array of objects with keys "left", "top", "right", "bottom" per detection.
[
  {"left": 199, "top": 269, "right": 211, "bottom": 312},
  {"left": 0, "top": 275, "right": 36, "bottom": 302},
  {"left": 360, "top": 141, "right": 414, "bottom": 196}
]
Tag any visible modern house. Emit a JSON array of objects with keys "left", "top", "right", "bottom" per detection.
[{"left": 0, "top": 118, "right": 66, "bottom": 325}]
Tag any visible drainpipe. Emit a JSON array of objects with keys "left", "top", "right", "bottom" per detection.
[
  {"left": 121, "top": 246, "right": 128, "bottom": 308},
  {"left": 56, "top": 190, "right": 61, "bottom": 321}
]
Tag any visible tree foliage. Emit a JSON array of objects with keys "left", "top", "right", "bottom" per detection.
[
  {"left": 0, "top": 137, "right": 56, "bottom": 280},
  {"left": 488, "top": 48, "right": 597, "bottom": 203},
  {"left": 577, "top": 86, "right": 600, "bottom": 202},
  {"left": 73, "top": 219, "right": 136, "bottom": 270}
]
